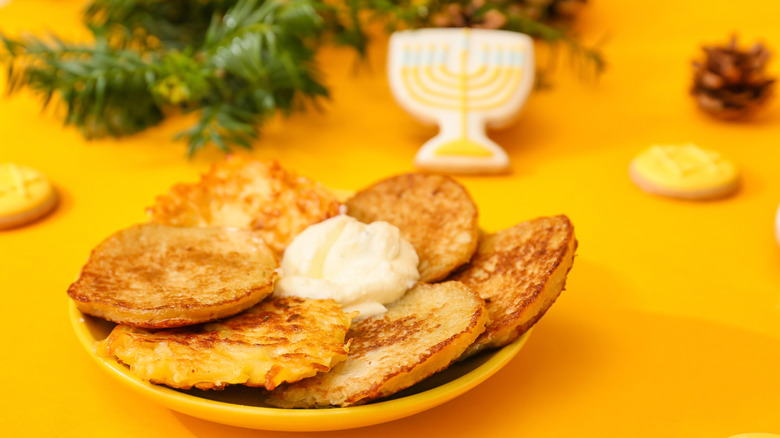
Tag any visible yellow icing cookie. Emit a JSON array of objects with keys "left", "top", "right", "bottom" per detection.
[
  {"left": 629, "top": 144, "right": 739, "bottom": 200},
  {"left": 0, "top": 163, "right": 58, "bottom": 229},
  {"left": 728, "top": 434, "right": 780, "bottom": 438}
]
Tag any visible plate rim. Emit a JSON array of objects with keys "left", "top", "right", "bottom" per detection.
[{"left": 69, "top": 301, "right": 531, "bottom": 431}]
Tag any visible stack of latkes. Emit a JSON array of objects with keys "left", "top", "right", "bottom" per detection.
[{"left": 67, "top": 155, "right": 577, "bottom": 407}]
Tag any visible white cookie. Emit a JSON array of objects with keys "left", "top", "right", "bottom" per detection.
[{"left": 388, "top": 28, "right": 535, "bottom": 174}]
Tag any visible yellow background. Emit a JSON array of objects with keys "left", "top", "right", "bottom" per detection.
[{"left": 2, "top": 0, "right": 780, "bottom": 436}]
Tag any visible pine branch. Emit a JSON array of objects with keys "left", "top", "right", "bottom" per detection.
[
  {"left": 318, "top": 0, "right": 368, "bottom": 57},
  {"left": 1, "top": 0, "right": 335, "bottom": 155},
  {"left": 84, "top": 0, "right": 367, "bottom": 54},
  {"left": 175, "top": 103, "right": 257, "bottom": 155},
  {"left": 2, "top": 33, "right": 164, "bottom": 138},
  {"left": 84, "top": 0, "right": 239, "bottom": 51},
  {"left": 181, "top": 0, "right": 330, "bottom": 156}
]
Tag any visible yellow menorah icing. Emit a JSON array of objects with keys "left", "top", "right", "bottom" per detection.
[{"left": 399, "top": 30, "right": 526, "bottom": 157}]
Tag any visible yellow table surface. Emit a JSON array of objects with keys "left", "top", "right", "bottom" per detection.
[{"left": 2, "top": 0, "right": 780, "bottom": 436}]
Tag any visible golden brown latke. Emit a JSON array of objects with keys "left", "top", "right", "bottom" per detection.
[
  {"left": 266, "top": 281, "right": 488, "bottom": 407},
  {"left": 345, "top": 173, "right": 479, "bottom": 282},
  {"left": 67, "top": 223, "right": 278, "bottom": 328},
  {"left": 147, "top": 155, "right": 342, "bottom": 257},
  {"left": 99, "top": 297, "right": 353, "bottom": 391},
  {"left": 448, "top": 215, "right": 577, "bottom": 358}
]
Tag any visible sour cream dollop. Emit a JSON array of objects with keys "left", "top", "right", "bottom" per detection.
[{"left": 274, "top": 215, "right": 419, "bottom": 318}]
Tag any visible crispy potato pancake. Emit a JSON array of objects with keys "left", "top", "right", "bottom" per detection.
[
  {"left": 67, "top": 223, "right": 278, "bottom": 328},
  {"left": 345, "top": 173, "right": 479, "bottom": 282},
  {"left": 448, "top": 215, "right": 577, "bottom": 358},
  {"left": 147, "top": 155, "right": 342, "bottom": 257},
  {"left": 99, "top": 297, "right": 353, "bottom": 391},
  {"left": 267, "top": 281, "right": 488, "bottom": 407}
]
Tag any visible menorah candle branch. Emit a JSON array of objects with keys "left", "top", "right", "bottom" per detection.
[{"left": 388, "top": 28, "right": 535, "bottom": 174}]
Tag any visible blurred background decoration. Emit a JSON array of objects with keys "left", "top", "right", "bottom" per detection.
[
  {"left": 691, "top": 36, "right": 775, "bottom": 120},
  {"left": 0, "top": 0, "right": 603, "bottom": 155}
]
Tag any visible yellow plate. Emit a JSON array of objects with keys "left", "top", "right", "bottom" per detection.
[{"left": 69, "top": 301, "right": 531, "bottom": 431}]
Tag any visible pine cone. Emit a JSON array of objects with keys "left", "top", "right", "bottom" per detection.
[
  {"left": 430, "top": 0, "right": 507, "bottom": 29},
  {"left": 429, "top": 0, "right": 586, "bottom": 30},
  {"left": 691, "top": 36, "right": 775, "bottom": 119},
  {"left": 509, "top": 0, "right": 586, "bottom": 24}
]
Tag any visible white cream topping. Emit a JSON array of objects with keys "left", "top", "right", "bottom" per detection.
[{"left": 274, "top": 215, "right": 419, "bottom": 319}]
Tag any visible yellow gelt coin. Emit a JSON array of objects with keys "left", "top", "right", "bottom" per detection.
[
  {"left": 0, "top": 163, "right": 58, "bottom": 229},
  {"left": 629, "top": 144, "right": 739, "bottom": 200}
]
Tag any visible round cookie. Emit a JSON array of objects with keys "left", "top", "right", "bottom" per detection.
[
  {"left": 728, "top": 434, "right": 780, "bottom": 438},
  {"left": 775, "top": 203, "right": 780, "bottom": 248},
  {"left": 0, "top": 163, "right": 58, "bottom": 230},
  {"left": 629, "top": 144, "right": 739, "bottom": 200}
]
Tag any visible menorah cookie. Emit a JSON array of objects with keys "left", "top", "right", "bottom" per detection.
[
  {"left": 0, "top": 163, "right": 58, "bottom": 230},
  {"left": 629, "top": 144, "right": 739, "bottom": 200},
  {"left": 388, "top": 28, "right": 535, "bottom": 174}
]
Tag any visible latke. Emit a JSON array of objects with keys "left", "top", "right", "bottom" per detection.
[
  {"left": 99, "top": 297, "right": 353, "bottom": 391},
  {"left": 448, "top": 215, "right": 577, "bottom": 358},
  {"left": 148, "top": 156, "right": 342, "bottom": 257},
  {"left": 267, "top": 281, "right": 487, "bottom": 407},
  {"left": 345, "top": 173, "right": 479, "bottom": 282},
  {"left": 67, "top": 223, "right": 278, "bottom": 328}
]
